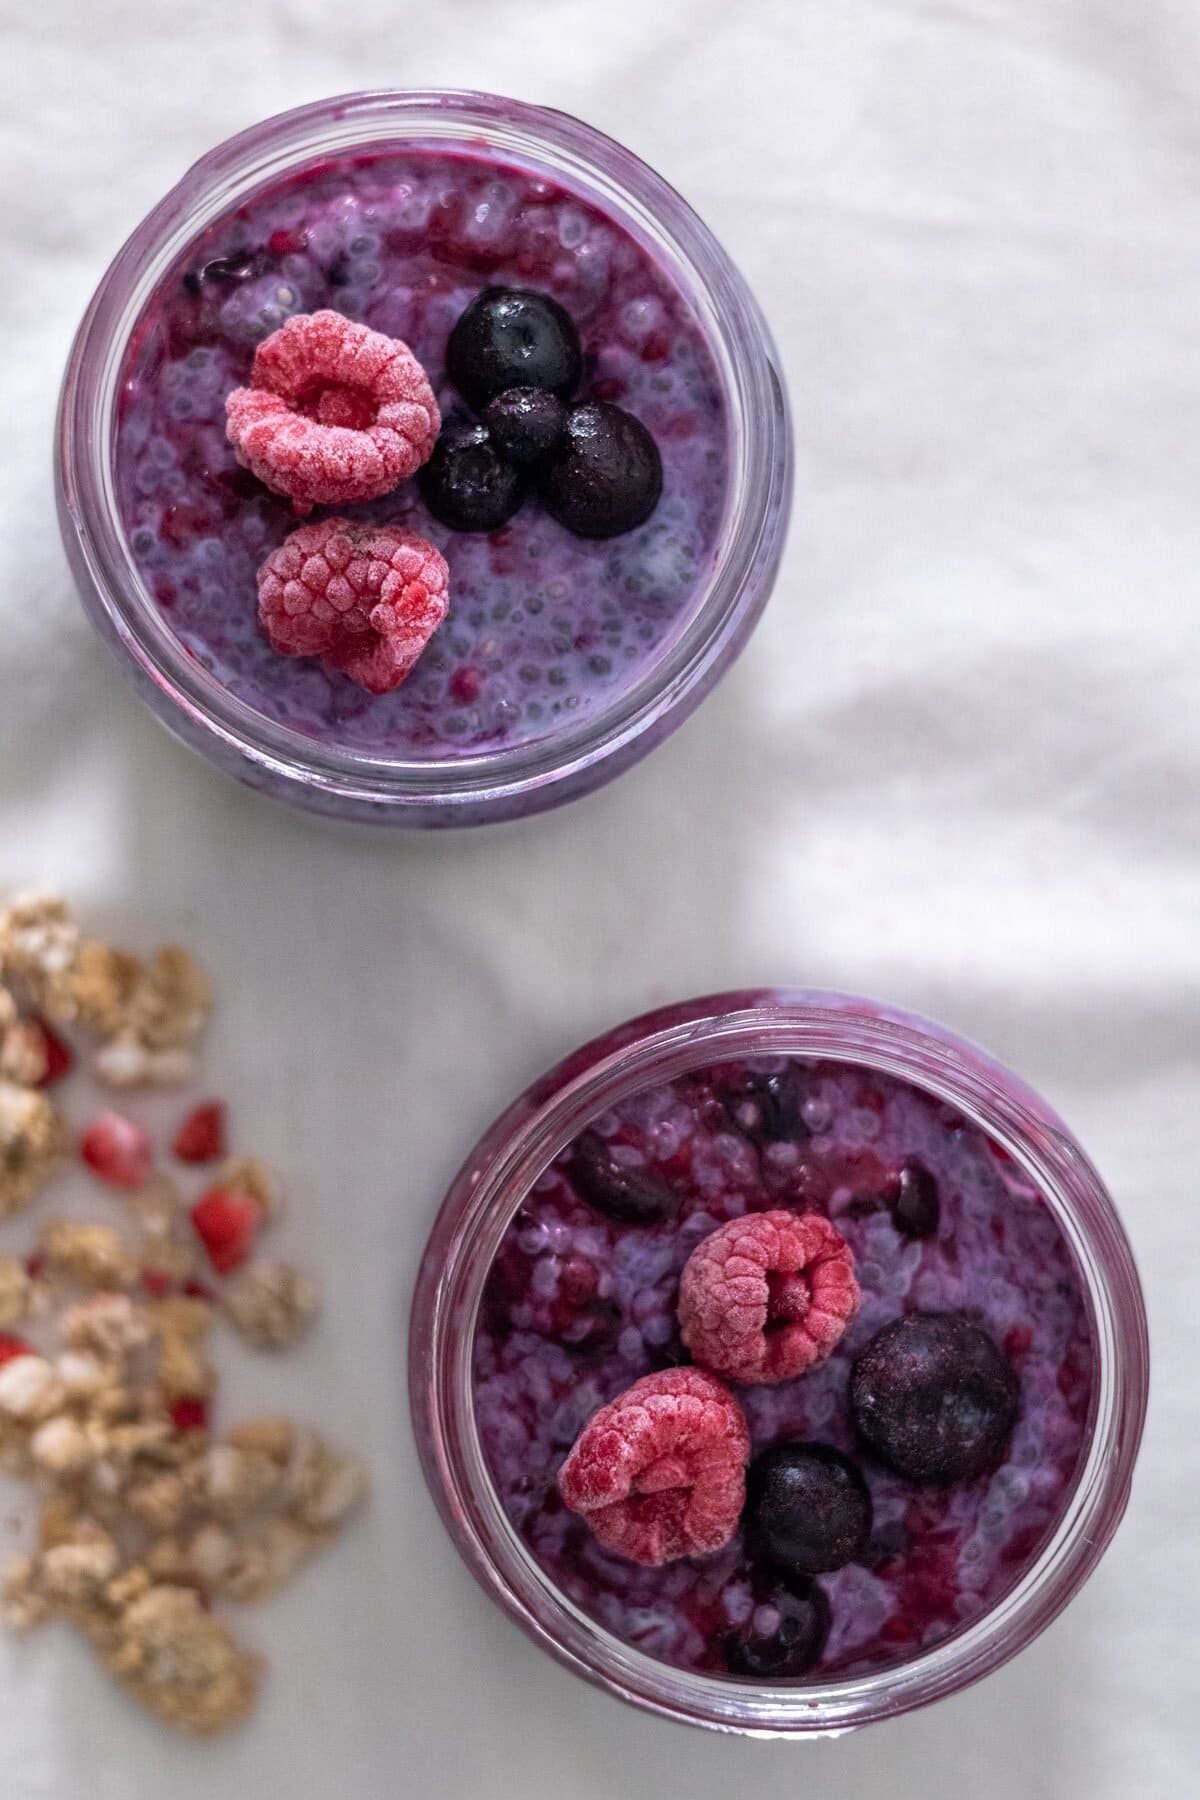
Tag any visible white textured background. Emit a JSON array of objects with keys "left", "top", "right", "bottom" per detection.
[{"left": 1, "top": 1, "right": 1197, "bottom": 1794}]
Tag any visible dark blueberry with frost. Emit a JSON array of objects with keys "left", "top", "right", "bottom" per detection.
[
  {"left": 719, "top": 1064, "right": 808, "bottom": 1146},
  {"left": 892, "top": 1160, "right": 940, "bottom": 1238},
  {"left": 539, "top": 402, "right": 662, "bottom": 539},
  {"left": 447, "top": 286, "right": 583, "bottom": 409},
  {"left": 482, "top": 387, "right": 568, "bottom": 465},
  {"left": 419, "top": 419, "right": 525, "bottom": 532},
  {"left": 851, "top": 1312, "right": 1020, "bottom": 1485},
  {"left": 564, "top": 1129, "right": 681, "bottom": 1226},
  {"left": 747, "top": 1442, "right": 873, "bottom": 1576},
  {"left": 725, "top": 1574, "right": 830, "bottom": 1679}
]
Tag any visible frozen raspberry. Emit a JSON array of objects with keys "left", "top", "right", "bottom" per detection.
[
  {"left": 678, "top": 1210, "right": 859, "bottom": 1385},
  {"left": 557, "top": 1367, "right": 749, "bottom": 1566},
  {"left": 172, "top": 1103, "right": 227, "bottom": 1165},
  {"left": 81, "top": 1111, "right": 154, "bottom": 1190},
  {"left": 225, "top": 310, "right": 440, "bottom": 511},
  {"left": 190, "top": 1189, "right": 260, "bottom": 1276},
  {"left": 256, "top": 517, "right": 449, "bottom": 695}
]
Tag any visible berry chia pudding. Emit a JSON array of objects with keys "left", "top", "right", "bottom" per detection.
[
  {"left": 412, "top": 994, "right": 1147, "bottom": 1731},
  {"left": 61, "top": 93, "right": 790, "bottom": 822}
]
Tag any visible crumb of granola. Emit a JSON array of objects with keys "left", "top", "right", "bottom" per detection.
[
  {"left": 205, "top": 1518, "right": 318, "bottom": 1604},
  {"left": 56, "top": 1350, "right": 113, "bottom": 1401},
  {"left": 0, "top": 1080, "right": 61, "bottom": 1217},
  {"left": 106, "top": 1583, "right": 264, "bottom": 1733},
  {"left": 41, "top": 1219, "right": 139, "bottom": 1291},
  {"left": 70, "top": 941, "right": 143, "bottom": 1036},
  {"left": 94, "top": 1037, "right": 195, "bottom": 1090},
  {"left": 126, "top": 1177, "right": 197, "bottom": 1287},
  {"left": 226, "top": 1417, "right": 296, "bottom": 1461},
  {"left": 223, "top": 1261, "right": 318, "bottom": 1351},
  {"left": 39, "top": 1518, "right": 121, "bottom": 1603},
  {"left": 2, "top": 1554, "right": 50, "bottom": 1630},
  {"left": 192, "top": 1442, "right": 282, "bottom": 1520},
  {"left": 125, "top": 1471, "right": 189, "bottom": 1535},
  {"left": 0, "top": 1353, "right": 66, "bottom": 1422},
  {"left": 282, "top": 1431, "right": 371, "bottom": 1532},
  {"left": 129, "top": 948, "right": 213, "bottom": 1051},
  {"left": 61, "top": 1293, "right": 152, "bottom": 1359},
  {"left": 30, "top": 1414, "right": 95, "bottom": 1477},
  {"left": 159, "top": 1339, "right": 216, "bottom": 1404},
  {"left": 213, "top": 1156, "right": 284, "bottom": 1223},
  {"left": 0, "top": 895, "right": 80, "bottom": 1016},
  {"left": 1, "top": 1017, "right": 50, "bottom": 1086},
  {"left": 0, "top": 1255, "right": 34, "bottom": 1328},
  {"left": 151, "top": 1298, "right": 216, "bottom": 1401}
]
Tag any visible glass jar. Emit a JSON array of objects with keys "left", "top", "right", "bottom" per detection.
[
  {"left": 409, "top": 990, "right": 1148, "bottom": 1734},
  {"left": 57, "top": 90, "right": 791, "bottom": 826}
]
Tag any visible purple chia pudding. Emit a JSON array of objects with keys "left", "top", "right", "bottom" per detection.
[
  {"left": 113, "top": 146, "right": 728, "bottom": 756},
  {"left": 471, "top": 1052, "right": 1095, "bottom": 1681}
]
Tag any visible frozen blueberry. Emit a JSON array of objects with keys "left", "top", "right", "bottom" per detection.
[
  {"left": 725, "top": 1575, "right": 830, "bottom": 1679},
  {"left": 719, "top": 1065, "right": 808, "bottom": 1146},
  {"left": 418, "top": 420, "right": 525, "bottom": 533},
  {"left": 446, "top": 287, "right": 582, "bottom": 409},
  {"left": 747, "top": 1443, "right": 873, "bottom": 1576},
  {"left": 565, "top": 1129, "right": 681, "bottom": 1226},
  {"left": 539, "top": 402, "right": 663, "bottom": 539},
  {"left": 850, "top": 1312, "right": 1020, "bottom": 1485},
  {"left": 892, "top": 1161, "right": 940, "bottom": 1238},
  {"left": 482, "top": 387, "right": 569, "bottom": 465}
]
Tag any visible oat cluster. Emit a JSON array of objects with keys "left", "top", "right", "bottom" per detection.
[
  {"left": 0, "top": 892, "right": 367, "bottom": 1734},
  {"left": 0, "top": 892, "right": 212, "bottom": 1101}
]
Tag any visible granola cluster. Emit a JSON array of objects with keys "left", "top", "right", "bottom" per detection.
[
  {"left": 0, "top": 892, "right": 367, "bottom": 1735},
  {"left": 0, "top": 893, "right": 212, "bottom": 1091}
]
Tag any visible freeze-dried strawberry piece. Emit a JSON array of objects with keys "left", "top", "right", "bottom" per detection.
[
  {"left": 225, "top": 309, "right": 440, "bottom": 511},
  {"left": 80, "top": 1111, "right": 154, "bottom": 1190},
  {"left": 678, "top": 1210, "right": 859, "bottom": 1385},
  {"left": 169, "top": 1396, "right": 210, "bottom": 1433},
  {"left": 257, "top": 517, "right": 449, "bottom": 695},
  {"left": 557, "top": 1367, "right": 749, "bottom": 1566},
  {"left": 31, "top": 1018, "right": 73, "bottom": 1087},
  {"left": 0, "top": 1333, "right": 34, "bottom": 1366},
  {"left": 172, "top": 1103, "right": 227, "bottom": 1165},
  {"left": 190, "top": 1190, "right": 260, "bottom": 1276}
]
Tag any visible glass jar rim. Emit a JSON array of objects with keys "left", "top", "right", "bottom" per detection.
[
  {"left": 57, "top": 89, "right": 792, "bottom": 817},
  {"left": 409, "top": 990, "right": 1148, "bottom": 1735}
]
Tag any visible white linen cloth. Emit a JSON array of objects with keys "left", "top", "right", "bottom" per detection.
[{"left": 0, "top": 2, "right": 1196, "bottom": 1794}]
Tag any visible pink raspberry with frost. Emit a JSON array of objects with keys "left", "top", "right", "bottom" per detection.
[
  {"left": 257, "top": 518, "right": 449, "bottom": 695},
  {"left": 678, "top": 1210, "right": 859, "bottom": 1386},
  {"left": 225, "top": 310, "right": 439, "bottom": 512},
  {"left": 557, "top": 1367, "right": 749, "bottom": 1566}
]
